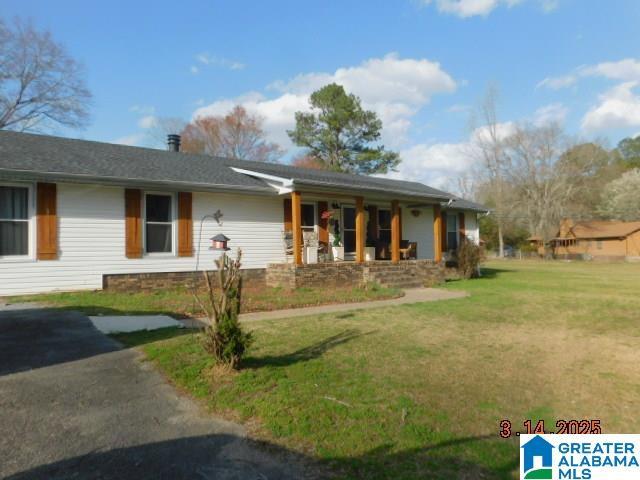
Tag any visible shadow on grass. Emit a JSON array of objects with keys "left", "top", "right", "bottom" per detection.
[
  {"left": 4, "top": 432, "right": 519, "bottom": 480},
  {"left": 243, "top": 329, "right": 375, "bottom": 369}
]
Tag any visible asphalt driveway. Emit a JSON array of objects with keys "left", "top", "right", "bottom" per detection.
[{"left": 0, "top": 305, "right": 314, "bottom": 480}]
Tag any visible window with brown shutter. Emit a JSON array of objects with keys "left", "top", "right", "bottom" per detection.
[
  {"left": 125, "top": 189, "right": 142, "bottom": 258},
  {"left": 177, "top": 192, "right": 193, "bottom": 257},
  {"left": 37, "top": 183, "right": 58, "bottom": 260}
]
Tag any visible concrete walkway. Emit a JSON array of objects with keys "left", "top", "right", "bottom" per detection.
[{"left": 183, "top": 287, "right": 467, "bottom": 327}]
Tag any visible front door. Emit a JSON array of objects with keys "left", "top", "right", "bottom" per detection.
[{"left": 341, "top": 205, "right": 356, "bottom": 254}]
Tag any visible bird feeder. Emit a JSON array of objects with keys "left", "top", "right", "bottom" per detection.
[{"left": 210, "top": 234, "right": 230, "bottom": 251}]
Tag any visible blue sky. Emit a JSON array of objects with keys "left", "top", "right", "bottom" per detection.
[{"left": 4, "top": 0, "right": 640, "bottom": 188}]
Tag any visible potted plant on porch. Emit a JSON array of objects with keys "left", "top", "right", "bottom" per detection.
[{"left": 332, "top": 233, "right": 344, "bottom": 261}]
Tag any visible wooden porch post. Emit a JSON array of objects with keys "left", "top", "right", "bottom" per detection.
[
  {"left": 355, "top": 196, "right": 365, "bottom": 263},
  {"left": 433, "top": 204, "right": 443, "bottom": 262},
  {"left": 391, "top": 200, "right": 400, "bottom": 263},
  {"left": 291, "top": 191, "right": 302, "bottom": 266}
]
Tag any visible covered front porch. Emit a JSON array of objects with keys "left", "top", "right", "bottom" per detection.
[{"left": 282, "top": 190, "right": 448, "bottom": 266}]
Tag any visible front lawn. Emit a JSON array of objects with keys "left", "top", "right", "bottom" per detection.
[
  {"left": 115, "top": 260, "right": 640, "bottom": 479},
  {"left": 8, "top": 283, "right": 401, "bottom": 318}
]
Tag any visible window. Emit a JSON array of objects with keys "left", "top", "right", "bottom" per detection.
[
  {"left": 378, "top": 209, "right": 391, "bottom": 244},
  {"left": 145, "top": 193, "right": 173, "bottom": 253},
  {"left": 342, "top": 205, "right": 356, "bottom": 253},
  {"left": 0, "top": 186, "right": 29, "bottom": 256},
  {"left": 446, "top": 214, "right": 458, "bottom": 251},
  {"left": 301, "top": 203, "right": 316, "bottom": 234}
]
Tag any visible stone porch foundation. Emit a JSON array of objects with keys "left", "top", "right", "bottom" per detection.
[{"left": 266, "top": 260, "right": 447, "bottom": 290}]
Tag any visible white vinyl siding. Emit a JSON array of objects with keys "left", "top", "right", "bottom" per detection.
[
  {"left": 463, "top": 211, "right": 480, "bottom": 245},
  {"left": 0, "top": 183, "right": 286, "bottom": 295}
]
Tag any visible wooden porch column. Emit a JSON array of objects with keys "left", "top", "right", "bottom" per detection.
[
  {"left": 433, "top": 204, "right": 443, "bottom": 262},
  {"left": 291, "top": 191, "right": 302, "bottom": 266},
  {"left": 391, "top": 200, "right": 400, "bottom": 263},
  {"left": 355, "top": 196, "right": 365, "bottom": 263}
]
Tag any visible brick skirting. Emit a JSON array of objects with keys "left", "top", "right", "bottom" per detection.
[
  {"left": 266, "top": 260, "right": 446, "bottom": 289},
  {"left": 102, "top": 269, "right": 266, "bottom": 293}
]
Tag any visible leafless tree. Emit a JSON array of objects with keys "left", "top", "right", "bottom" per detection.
[
  {"left": 0, "top": 18, "right": 91, "bottom": 131},
  {"left": 469, "top": 86, "right": 511, "bottom": 257},
  {"left": 145, "top": 116, "right": 187, "bottom": 148},
  {"left": 504, "top": 123, "right": 578, "bottom": 241},
  {"left": 181, "top": 106, "right": 283, "bottom": 162}
]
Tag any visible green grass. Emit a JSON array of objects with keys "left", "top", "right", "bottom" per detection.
[
  {"left": 8, "top": 283, "right": 401, "bottom": 318},
  {"left": 115, "top": 260, "right": 640, "bottom": 479}
]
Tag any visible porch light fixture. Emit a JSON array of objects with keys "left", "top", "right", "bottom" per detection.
[
  {"left": 210, "top": 234, "right": 230, "bottom": 251},
  {"left": 411, "top": 209, "right": 421, "bottom": 217},
  {"left": 331, "top": 202, "right": 340, "bottom": 209}
]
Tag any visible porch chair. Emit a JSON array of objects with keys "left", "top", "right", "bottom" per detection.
[{"left": 399, "top": 240, "right": 417, "bottom": 260}]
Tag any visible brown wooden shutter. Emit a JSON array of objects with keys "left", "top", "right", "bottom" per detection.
[
  {"left": 125, "top": 189, "right": 142, "bottom": 258},
  {"left": 368, "top": 205, "right": 378, "bottom": 242},
  {"left": 283, "top": 198, "right": 292, "bottom": 232},
  {"left": 318, "top": 201, "right": 329, "bottom": 245},
  {"left": 177, "top": 192, "right": 193, "bottom": 257},
  {"left": 36, "top": 183, "right": 58, "bottom": 260},
  {"left": 458, "top": 212, "right": 466, "bottom": 244}
]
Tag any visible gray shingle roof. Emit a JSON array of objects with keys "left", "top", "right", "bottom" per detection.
[{"left": 0, "top": 131, "right": 488, "bottom": 210}]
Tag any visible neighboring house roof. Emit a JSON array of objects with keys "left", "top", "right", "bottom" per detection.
[
  {"left": 0, "top": 131, "right": 488, "bottom": 210},
  {"left": 558, "top": 220, "right": 640, "bottom": 239}
]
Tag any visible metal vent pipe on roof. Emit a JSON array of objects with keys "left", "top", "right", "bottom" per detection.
[{"left": 167, "top": 134, "right": 181, "bottom": 152}]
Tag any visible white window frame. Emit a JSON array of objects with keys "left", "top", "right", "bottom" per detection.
[
  {"left": 143, "top": 191, "right": 176, "bottom": 257},
  {"left": 377, "top": 208, "right": 392, "bottom": 242},
  {"left": 341, "top": 204, "right": 357, "bottom": 255},
  {"left": 301, "top": 202, "right": 317, "bottom": 234},
  {"left": 0, "top": 182, "right": 35, "bottom": 262},
  {"left": 446, "top": 213, "right": 458, "bottom": 250}
]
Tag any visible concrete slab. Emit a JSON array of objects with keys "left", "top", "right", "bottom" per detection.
[{"left": 89, "top": 315, "right": 184, "bottom": 334}]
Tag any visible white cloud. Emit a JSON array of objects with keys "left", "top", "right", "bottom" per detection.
[
  {"left": 192, "top": 53, "right": 245, "bottom": 73},
  {"left": 533, "top": 103, "right": 568, "bottom": 126},
  {"left": 536, "top": 74, "right": 577, "bottom": 90},
  {"left": 447, "top": 103, "right": 472, "bottom": 113},
  {"left": 422, "top": 0, "right": 521, "bottom": 18},
  {"left": 582, "top": 82, "right": 640, "bottom": 132},
  {"left": 538, "top": 58, "right": 640, "bottom": 90},
  {"left": 421, "top": 0, "right": 556, "bottom": 18},
  {"left": 129, "top": 105, "right": 155, "bottom": 115},
  {"left": 192, "top": 53, "right": 457, "bottom": 148},
  {"left": 138, "top": 115, "right": 158, "bottom": 129},
  {"left": 112, "top": 133, "right": 145, "bottom": 146},
  {"left": 380, "top": 122, "right": 515, "bottom": 188}
]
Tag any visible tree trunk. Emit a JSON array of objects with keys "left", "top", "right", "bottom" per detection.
[{"left": 498, "top": 223, "right": 505, "bottom": 258}]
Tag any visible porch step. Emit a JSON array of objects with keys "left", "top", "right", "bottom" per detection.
[{"left": 368, "top": 270, "right": 424, "bottom": 289}]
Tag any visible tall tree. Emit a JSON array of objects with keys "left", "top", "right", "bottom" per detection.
[
  {"left": 287, "top": 83, "right": 400, "bottom": 174},
  {"left": 597, "top": 169, "right": 640, "bottom": 221},
  {"left": 504, "top": 123, "right": 578, "bottom": 240},
  {"left": 614, "top": 135, "right": 640, "bottom": 169},
  {"left": 181, "top": 106, "right": 282, "bottom": 162},
  {"left": 0, "top": 18, "right": 91, "bottom": 131},
  {"left": 469, "top": 86, "right": 511, "bottom": 257}
]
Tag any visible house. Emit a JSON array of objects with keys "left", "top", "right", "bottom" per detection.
[
  {"left": 0, "top": 131, "right": 487, "bottom": 296},
  {"left": 552, "top": 218, "right": 640, "bottom": 261}
]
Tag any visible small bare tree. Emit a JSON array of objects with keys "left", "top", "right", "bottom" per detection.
[
  {"left": 194, "top": 249, "right": 252, "bottom": 369},
  {"left": 0, "top": 18, "right": 91, "bottom": 131}
]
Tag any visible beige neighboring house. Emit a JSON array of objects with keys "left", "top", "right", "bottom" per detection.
[{"left": 552, "top": 219, "right": 640, "bottom": 261}]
